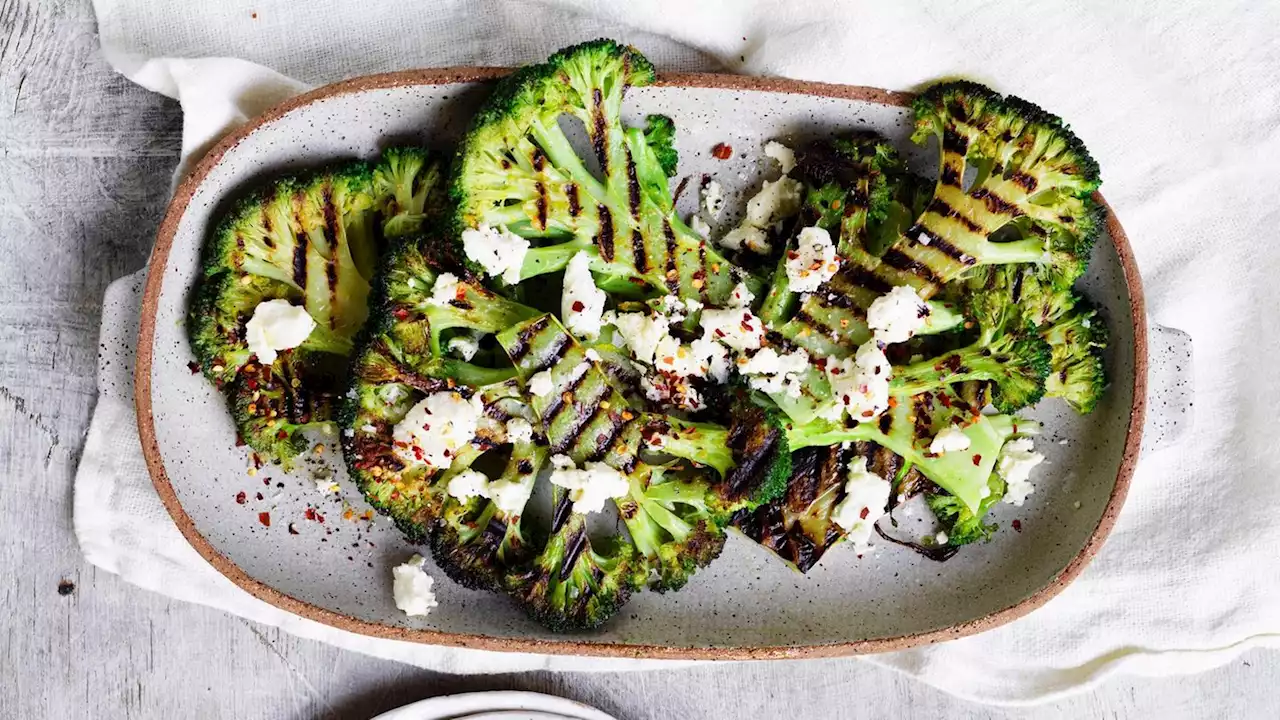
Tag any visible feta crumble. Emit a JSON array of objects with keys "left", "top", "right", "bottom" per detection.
[
  {"left": 446, "top": 332, "right": 480, "bottom": 361},
  {"left": 315, "top": 479, "right": 340, "bottom": 494},
  {"left": 699, "top": 307, "right": 765, "bottom": 351},
  {"left": 830, "top": 457, "right": 891, "bottom": 551},
  {"left": 740, "top": 347, "right": 810, "bottom": 398},
  {"left": 867, "top": 285, "right": 929, "bottom": 345},
  {"left": 244, "top": 299, "right": 316, "bottom": 365},
  {"left": 763, "top": 140, "right": 796, "bottom": 174},
  {"left": 607, "top": 310, "right": 671, "bottom": 365},
  {"left": 391, "top": 391, "right": 485, "bottom": 469},
  {"left": 998, "top": 437, "right": 1044, "bottom": 506},
  {"left": 746, "top": 177, "right": 803, "bottom": 228},
  {"left": 562, "top": 251, "right": 606, "bottom": 340},
  {"left": 824, "top": 341, "right": 893, "bottom": 422},
  {"left": 428, "top": 272, "right": 462, "bottom": 307},
  {"left": 689, "top": 214, "right": 711, "bottom": 239},
  {"left": 505, "top": 417, "right": 534, "bottom": 444},
  {"left": 392, "top": 554, "right": 438, "bottom": 617},
  {"left": 548, "top": 457, "right": 630, "bottom": 514},
  {"left": 785, "top": 226, "right": 840, "bottom": 293},
  {"left": 487, "top": 475, "right": 535, "bottom": 515},
  {"left": 727, "top": 281, "right": 755, "bottom": 308},
  {"left": 460, "top": 224, "right": 529, "bottom": 284},
  {"left": 718, "top": 224, "right": 769, "bottom": 254},
  {"left": 528, "top": 370, "right": 555, "bottom": 397},
  {"left": 702, "top": 179, "right": 725, "bottom": 219},
  {"left": 446, "top": 469, "right": 491, "bottom": 501},
  {"left": 929, "top": 425, "right": 972, "bottom": 455}
]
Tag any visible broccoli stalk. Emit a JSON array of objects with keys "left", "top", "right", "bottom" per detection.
[
  {"left": 926, "top": 474, "right": 1007, "bottom": 548},
  {"left": 889, "top": 325, "right": 1052, "bottom": 412},
  {"left": 452, "top": 40, "right": 752, "bottom": 303}
]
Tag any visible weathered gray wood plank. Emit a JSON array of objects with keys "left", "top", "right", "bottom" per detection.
[{"left": 1, "top": 1, "right": 1277, "bottom": 718}]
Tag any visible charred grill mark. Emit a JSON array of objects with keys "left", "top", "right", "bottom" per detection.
[
  {"left": 550, "top": 495, "right": 574, "bottom": 535},
  {"left": 1009, "top": 171, "right": 1038, "bottom": 192},
  {"left": 535, "top": 181, "right": 548, "bottom": 231},
  {"left": 663, "top": 219, "right": 678, "bottom": 292},
  {"left": 517, "top": 458, "right": 535, "bottom": 474},
  {"left": 560, "top": 529, "right": 588, "bottom": 580},
  {"left": 291, "top": 236, "right": 308, "bottom": 289},
  {"left": 941, "top": 128, "right": 969, "bottom": 155},
  {"left": 626, "top": 148, "right": 641, "bottom": 218},
  {"left": 837, "top": 265, "right": 893, "bottom": 295},
  {"left": 814, "top": 292, "right": 867, "bottom": 318},
  {"left": 597, "top": 205, "right": 615, "bottom": 261},
  {"left": 696, "top": 242, "right": 708, "bottom": 301},
  {"left": 1011, "top": 268, "right": 1025, "bottom": 303},
  {"left": 847, "top": 183, "right": 870, "bottom": 209},
  {"left": 540, "top": 367, "right": 590, "bottom": 428},
  {"left": 673, "top": 175, "right": 691, "bottom": 204},
  {"left": 566, "top": 183, "right": 581, "bottom": 217},
  {"left": 505, "top": 315, "right": 551, "bottom": 364},
  {"left": 531, "top": 146, "right": 547, "bottom": 173},
  {"left": 880, "top": 247, "right": 945, "bottom": 285},
  {"left": 912, "top": 395, "right": 933, "bottom": 437},
  {"left": 927, "top": 198, "right": 983, "bottom": 233},
  {"left": 591, "top": 88, "right": 608, "bottom": 174},
  {"left": 484, "top": 403, "right": 513, "bottom": 423},
  {"left": 531, "top": 333, "right": 572, "bottom": 373},
  {"left": 929, "top": 236, "right": 976, "bottom": 266},
  {"left": 261, "top": 210, "right": 275, "bottom": 249},
  {"left": 631, "top": 229, "right": 648, "bottom": 273},
  {"left": 970, "top": 188, "right": 1023, "bottom": 218},
  {"left": 878, "top": 409, "right": 894, "bottom": 435},
  {"left": 587, "top": 412, "right": 630, "bottom": 462},
  {"left": 447, "top": 298, "right": 474, "bottom": 311},
  {"left": 793, "top": 310, "right": 837, "bottom": 336},
  {"left": 939, "top": 164, "right": 961, "bottom": 187}
]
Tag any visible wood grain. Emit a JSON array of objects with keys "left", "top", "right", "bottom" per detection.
[{"left": 0, "top": 0, "right": 1277, "bottom": 717}]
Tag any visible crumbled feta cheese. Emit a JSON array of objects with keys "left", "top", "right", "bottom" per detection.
[
  {"left": 244, "top": 299, "right": 316, "bottom": 365},
  {"left": 740, "top": 347, "right": 810, "bottom": 397},
  {"left": 929, "top": 425, "right": 972, "bottom": 455},
  {"left": 550, "top": 454, "right": 576, "bottom": 470},
  {"left": 727, "top": 282, "right": 754, "bottom": 308},
  {"left": 608, "top": 311, "right": 669, "bottom": 365},
  {"left": 718, "top": 224, "right": 768, "bottom": 254},
  {"left": 529, "top": 371, "right": 555, "bottom": 397},
  {"left": 746, "top": 177, "right": 803, "bottom": 227},
  {"left": 830, "top": 457, "right": 891, "bottom": 551},
  {"left": 825, "top": 341, "right": 892, "bottom": 422},
  {"left": 999, "top": 437, "right": 1044, "bottom": 506},
  {"left": 487, "top": 476, "right": 535, "bottom": 515},
  {"left": 392, "top": 554, "right": 438, "bottom": 617},
  {"left": 701, "top": 179, "right": 724, "bottom": 219},
  {"left": 379, "top": 384, "right": 407, "bottom": 405},
  {"left": 763, "top": 140, "right": 796, "bottom": 174},
  {"left": 446, "top": 469, "right": 491, "bottom": 501},
  {"left": 505, "top": 417, "right": 534, "bottom": 444},
  {"left": 315, "top": 479, "right": 340, "bottom": 494},
  {"left": 935, "top": 531, "right": 949, "bottom": 545},
  {"left": 562, "top": 251, "right": 606, "bottom": 340},
  {"left": 584, "top": 348, "right": 602, "bottom": 363},
  {"left": 690, "top": 335, "right": 731, "bottom": 383},
  {"left": 446, "top": 333, "right": 480, "bottom": 361},
  {"left": 785, "top": 226, "right": 840, "bottom": 293},
  {"left": 391, "top": 391, "right": 485, "bottom": 469},
  {"left": 460, "top": 224, "right": 529, "bottom": 284},
  {"left": 867, "top": 285, "right": 930, "bottom": 345},
  {"left": 548, "top": 457, "right": 630, "bottom": 514},
  {"left": 428, "top": 272, "right": 462, "bottom": 307},
  {"left": 689, "top": 214, "right": 711, "bottom": 239},
  {"left": 699, "top": 307, "right": 766, "bottom": 351},
  {"left": 683, "top": 298, "right": 704, "bottom": 314},
  {"left": 918, "top": 231, "right": 932, "bottom": 246}
]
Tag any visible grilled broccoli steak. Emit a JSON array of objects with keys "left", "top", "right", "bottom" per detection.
[
  {"left": 451, "top": 39, "right": 754, "bottom": 304},
  {"left": 190, "top": 149, "right": 445, "bottom": 464}
]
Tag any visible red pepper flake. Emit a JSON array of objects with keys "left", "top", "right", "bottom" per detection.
[
  {"left": 245, "top": 378, "right": 258, "bottom": 390},
  {"left": 316, "top": 513, "right": 326, "bottom": 524},
  {"left": 972, "top": 454, "right": 983, "bottom": 466},
  {"left": 255, "top": 492, "right": 264, "bottom": 501},
  {"left": 711, "top": 143, "right": 732, "bottom": 159},
  {"left": 571, "top": 300, "right": 585, "bottom": 312},
  {"left": 287, "top": 523, "right": 299, "bottom": 535},
  {"left": 1012, "top": 519, "right": 1023, "bottom": 532},
  {"left": 187, "top": 361, "right": 201, "bottom": 374},
  {"left": 276, "top": 429, "right": 288, "bottom": 440},
  {"left": 257, "top": 511, "right": 271, "bottom": 527},
  {"left": 234, "top": 435, "right": 246, "bottom": 447},
  {"left": 859, "top": 507, "right": 870, "bottom": 520},
  {"left": 393, "top": 307, "right": 409, "bottom": 320},
  {"left": 235, "top": 491, "right": 247, "bottom": 505},
  {"left": 786, "top": 251, "right": 799, "bottom": 260},
  {"left": 304, "top": 508, "right": 317, "bottom": 521},
  {"left": 938, "top": 393, "right": 952, "bottom": 408}
]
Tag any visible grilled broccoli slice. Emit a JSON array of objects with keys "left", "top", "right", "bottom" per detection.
[
  {"left": 889, "top": 322, "right": 1052, "bottom": 413},
  {"left": 1042, "top": 300, "right": 1108, "bottom": 414},
  {"left": 733, "top": 441, "right": 910, "bottom": 572},
  {"left": 452, "top": 39, "right": 749, "bottom": 303},
  {"left": 642, "top": 114, "right": 679, "bottom": 177},
  {"left": 190, "top": 152, "right": 446, "bottom": 464},
  {"left": 615, "top": 465, "right": 727, "bottom": 592},
  {"left": 886, "top": 81, "right": 1101, "bottom": 287},
  {"left": 373, "top": 146, "right": 445, "bottom": 238}
]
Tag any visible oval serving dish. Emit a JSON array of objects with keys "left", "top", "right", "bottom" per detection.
[{"left": 137, "top": 68, "right": 1145, "bottom": 659}]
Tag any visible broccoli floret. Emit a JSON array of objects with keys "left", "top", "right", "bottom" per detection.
[
  {"left": 615, "top": 466, "right": 727, "bottom": 592},
  {"left": 890, "top": 320, "right": 1052, "bottom": 413},
  {"left": 1043, "top": 301, "right": 1108, "bottom": 413},
  {"left": 190, "top": 153, "right": 447, "bottom": 463},
  {"left": 373, "top": 146, "right": 445, "bottom": 238},
  {"left": 884, "top": 80, "right": 1101, "bottom": 286},
  {"left": 642, "top": 114, "right": 679, "bottom": 177},
  {"left": 926, "top": 474, "right": 1006, "bottom": 548},
  {"left": 451, "top": 40, "right": 749, "bottom": 303}
]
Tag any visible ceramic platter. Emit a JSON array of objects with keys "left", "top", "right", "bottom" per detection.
[{"left": 137, "top": 68, "right": 1147, "bottom": 659}]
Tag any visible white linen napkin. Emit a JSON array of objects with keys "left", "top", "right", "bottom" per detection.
[{"left": 79, "top": 0, "right": 1280, "bottom": 704}]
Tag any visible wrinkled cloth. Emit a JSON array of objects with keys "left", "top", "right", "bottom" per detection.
[{"left": 79, "top": 0, "right": 1280, "bottom": 704}]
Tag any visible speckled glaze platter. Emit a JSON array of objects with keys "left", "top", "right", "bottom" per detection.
[{"left": 137, "top": 68, "right": 1148, "bottom": 659}]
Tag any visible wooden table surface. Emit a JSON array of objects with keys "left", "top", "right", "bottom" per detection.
[{"left": 2, "top": 1, "right": 1277, "bottom": 718}]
